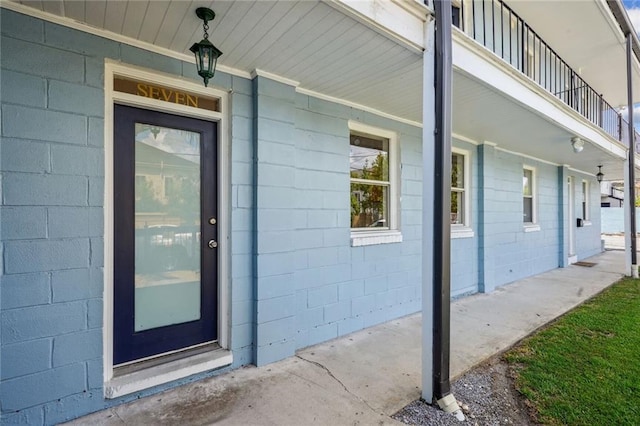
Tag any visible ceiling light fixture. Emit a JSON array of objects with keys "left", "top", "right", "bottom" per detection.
[
  {"left": 571, "top": 136, "right": 584, "bottom": 153},
  {"left": 190, "top": 7, "right": 223, "bottom": 87}
]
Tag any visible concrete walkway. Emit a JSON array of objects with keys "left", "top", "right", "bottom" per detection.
[
  {"left": 601, "top": 233, "right": 636, "bottom": 251},
  {"left": 68, "top": 250, "right": 625, "bottom": 426}
]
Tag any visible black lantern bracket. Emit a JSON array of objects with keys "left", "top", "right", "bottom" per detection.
[{"left": 195, "top": 7, "right": 215, "bottom": 23}]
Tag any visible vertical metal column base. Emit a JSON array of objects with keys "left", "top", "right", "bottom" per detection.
[{"left": 436, "top": 393, "right": 466, "bottom": 421}]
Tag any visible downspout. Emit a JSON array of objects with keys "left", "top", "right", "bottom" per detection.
[
  {"left": 626, "top": 32, "right": 638, "bottom": 278},
  {"left": 427, "top": 0, "right": 464, "bottom": 419}
]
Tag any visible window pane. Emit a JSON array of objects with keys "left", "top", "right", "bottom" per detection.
[
  {"left": 452, "top": 153, "right": 464, "bottom": 188},
  {"left": 451, "top": 191, "right": 463, "bottom": 224},
  {"left": 351, "top": 183, "right": 388, "bottom": 228},
  {"left": 134, "top": 123, "right": 201, "bottom": 332},
  {"left": 523, "top": 197, "right": 533, "bottom": 223},
  {"left": 350, "top": 134, "right": 389, "bottom": 182},
  {"left": 523, "top": 169, "right": 532, "bottom": 196}
]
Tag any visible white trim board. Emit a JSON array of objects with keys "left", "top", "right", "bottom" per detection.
[
  {"left": 299, "top": 87, "right": 423, "bottom": 128},
  {"left": 494, "top": 146, "right": 561, "bottom": 168},
  {"left": 452, "top": 133, "right": 479, "bottom": 145},
  {"left": 567, "top": 166, "right": 599, "bottom": 179},
  {"left": 251, "top": 69, "right": 299, "bottom": 88},
  {"left": 491, "top": 146, "right": 603, "bottom": 178}
]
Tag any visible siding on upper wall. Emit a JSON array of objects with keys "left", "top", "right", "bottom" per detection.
[{"left": 0, "top": 9, "right": 254, "bottom": 424}]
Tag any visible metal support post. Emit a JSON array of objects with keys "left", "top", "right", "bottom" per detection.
[{"left": 429, "top": 0, "right": 464, "bottom": 419}]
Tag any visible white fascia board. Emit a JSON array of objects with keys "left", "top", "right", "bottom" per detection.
[
  {"left": 327, "top": 0, "right": 428, "bottom": 52},
  {"left": 452, "top": 30, "right": 627, "bottom": 162}
]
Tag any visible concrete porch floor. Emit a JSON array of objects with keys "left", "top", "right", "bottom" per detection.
[{"left": 67, "top": 250, "right": 626, "bottom": 425}]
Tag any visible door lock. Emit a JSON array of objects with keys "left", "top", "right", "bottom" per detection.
[{"left": 208, "top": 240, "right": 218, "bottom": 249}]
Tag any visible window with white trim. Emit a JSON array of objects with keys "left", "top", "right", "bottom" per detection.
[
  {"left": 523, "top": 166, "right": 536, "bottom": 224},
  {"left": 581, "top": 180, "right": 589, "bottom": 221},
  {"left": 349, "top": 122, "right": 400, "bottom": 246},
  {"left": 451, "top": 151, "right": 467, "bottom": 226},
  {"left": 350, "top": 133, "right": 389, "bottom": 229}
]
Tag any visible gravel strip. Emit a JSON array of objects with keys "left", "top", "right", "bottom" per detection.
[{"left": 392, "top": 357, "right": 535, "bottom": 426}]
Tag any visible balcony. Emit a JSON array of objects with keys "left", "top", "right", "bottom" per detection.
[
  {"left": 455, "top": 0, "right": 640, "bottom": 151},
  {"left": 601, "top": 181, "right": 625, "bottom": 200}
]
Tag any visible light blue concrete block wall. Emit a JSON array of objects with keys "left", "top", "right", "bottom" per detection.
[
  {"left": 0, "top": 9, "right": 254, "bottom": 424},
  {"left": 228, "top": 74, "right": 255, "bottom": 367},
  {"left": 290, "top": 97, "right": 424, "bottom": 350},
  {"left": 248, "top": 80, "right": 424, "bottom": 362},
  {"left": 252, "top": 76, "right": 298, "bottom": 365},
  {"left": 478, "top": 146, "right": 563, "bottom": 291}
]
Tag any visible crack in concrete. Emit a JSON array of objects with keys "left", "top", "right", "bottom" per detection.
[
  {"left": 112, "top": 408, "right": 126, "bottom": 424},
  {"left": 295, "top": 354, "right": 380, "bottom": 414}
]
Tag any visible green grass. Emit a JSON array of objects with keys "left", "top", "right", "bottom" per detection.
[{"left": 504, "top": 278, "right": 640, "bottom": 425}]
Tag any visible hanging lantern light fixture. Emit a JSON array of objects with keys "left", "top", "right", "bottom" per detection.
[
  {"left": 596, "top": 165, "right": 604, "bottom": 183},
  {"left": 190, "top": 7, "right": 223, "bottom": 87}
]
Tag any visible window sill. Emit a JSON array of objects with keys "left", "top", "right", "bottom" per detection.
[
  {"left": 105, "top": 347, "right": 232, "bottom": 399},
  {"left": 351, "top": 230, "right": 403, "bottom": 247},
  {"left": 451, "top": 226, "right": 475, "bottom": 239},
  {"left": 523, "top": 224, "right": 541, "bottom": 233}
]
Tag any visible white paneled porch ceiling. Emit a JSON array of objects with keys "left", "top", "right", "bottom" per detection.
[{"left": 8, "top": 0, "right": 425, "bottom": 123}]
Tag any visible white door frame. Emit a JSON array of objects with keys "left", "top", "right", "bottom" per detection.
[
  {"left": 103, "top": 60, "right": 232, "bottom": 396},
  {"left": 568, "top": 176, "right": 577, "bottom": 263}
]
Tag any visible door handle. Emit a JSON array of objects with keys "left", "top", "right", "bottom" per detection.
[{"left": 208, "top": 240, "right": 218, "bottom": 249}]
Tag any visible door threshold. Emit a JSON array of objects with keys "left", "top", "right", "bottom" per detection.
[{"left": 106, "top": 345, "right": 232, "bottom": 399}]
